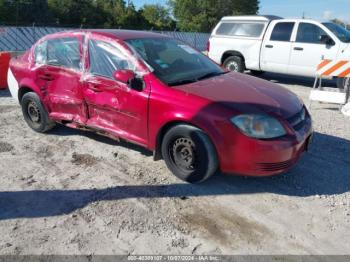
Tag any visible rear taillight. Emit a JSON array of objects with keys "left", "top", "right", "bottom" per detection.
[{"left": 206, "top": 40, "right": 210, "bottom": 53}]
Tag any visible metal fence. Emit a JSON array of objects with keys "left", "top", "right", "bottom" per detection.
[
  {"left": 0, "top": 26, "right": 68, "bottom": 51},
  {"left": 155, "top": 31, "right": 210, "bottom": 52},
  {"left": 0, "top": 26, "right": 210, "bottom": 52}
]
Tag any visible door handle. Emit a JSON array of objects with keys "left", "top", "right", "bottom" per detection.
[
  {"left": 38, "top": 73, "right": 54, "bottom": 81},
  {"left": 265, "top": 45, "right": 274, "bottom": 48},
  {"left": 294, "top": 47, "right": 304, "bottom": 51}
]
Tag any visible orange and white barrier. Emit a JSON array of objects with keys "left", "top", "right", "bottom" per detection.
[
  {"left": 342, "top": 103, "right": 350, "bottom": 116},
  {"left": 310, "top": 59, "right": 349, "bottom": 108},
  {"left": 316, "top": 59, "right": 350, "bottom": 77},
  {"left": 309, "top": 90, "right": 347, "bottom": 104}
]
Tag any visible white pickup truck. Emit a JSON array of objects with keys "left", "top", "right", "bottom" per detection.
[{"left": 208, "top": 16, "right": 350, "bottom": 89}]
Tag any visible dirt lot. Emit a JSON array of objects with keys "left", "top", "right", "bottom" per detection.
[{"left": 0, "top": 73, "right": 349, "bottom": 255}]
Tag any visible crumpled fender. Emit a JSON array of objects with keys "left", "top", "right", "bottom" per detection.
[{"left": 18, "top": 77, "right": 42, "bottom": 98}]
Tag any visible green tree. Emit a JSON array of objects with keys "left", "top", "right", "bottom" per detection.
[
  {"left": 140, "top": 4, "right": 175, "bottom": 30},
  {"left": 93, "top": 0, "right": 143, "bottom": 29},
  {"left": 331, "top": 18, "right": 350, "bottom": 30},
  {"left": 46, "top": 0, "right": 144, "bottom": 29},
  {"left": 93, "top": 0, "right": 119, "bottom": 28},
  {"left": 48, "top": 0, "right": 107, "bottom": 27},
  {"left": 230, "top": 0, "right": 259, "bottom": 16},
  {"left": 0, "top": 0, "right": 54, "bottom": 25},
  {"left": 119, "top": 2, "right": 141, "bottom": 29},
  {"left": 169, "top": 0, "right": 260, "bottom": 32},
  {"left": 0, "top": 0, "right": 10, "bottom": 23}
]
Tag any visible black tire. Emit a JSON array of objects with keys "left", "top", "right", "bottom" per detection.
[
  {"left": 161, "top": 125, "right": 218, "bottom": 183},
  {"left": 223, "top": 56, "right": 245, "bottom": 73},
  {"left": 21, "top": 92, "right": 55, "bottom": 133},
  {"left": 337, "top": 78, "right": 350, "bottom": 102},
  {"left": 250, "top": 70, "right": 264, "bottom": 76}
]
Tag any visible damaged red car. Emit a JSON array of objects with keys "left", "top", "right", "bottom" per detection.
[{"left": 7, "top": 30, "right": 313, "bottom": 183}]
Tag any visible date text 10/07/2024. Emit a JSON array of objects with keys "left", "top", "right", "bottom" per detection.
[{"left": 127, "top": 255, "right": 220, "bottom": 261}]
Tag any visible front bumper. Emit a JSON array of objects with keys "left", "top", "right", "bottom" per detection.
[{"left": 218, "top": 117, "right": 313, "bottom": 177}]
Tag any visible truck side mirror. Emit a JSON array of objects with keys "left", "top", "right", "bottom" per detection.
[{"left": 320, "top": 35, "right": 335, "bottom": 46}]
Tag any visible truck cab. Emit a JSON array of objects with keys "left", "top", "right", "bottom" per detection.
[
  {"left": 208, "top": 16, "right": 350, "bottom": 86},
  {"left": 261, "top": 19, "right": 348, "bottom": 77}
]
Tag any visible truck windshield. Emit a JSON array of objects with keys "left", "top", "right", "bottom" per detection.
[
  {"left": 126, "top": 38, "right": 224, "bottom": 86},
  {"left": 322, "top": 22, "right": 350, "bottom": 43}
]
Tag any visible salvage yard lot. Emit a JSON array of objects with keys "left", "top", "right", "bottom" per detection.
[{"left": 0, "top": 73, "right": 349, "bottom": 255}]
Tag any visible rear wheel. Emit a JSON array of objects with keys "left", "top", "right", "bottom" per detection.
[
  {"left": 223, "top": 56, "right": 245, "bottom": 73},
  {"left": 21, "top": 92, "right": 55, "bottom": 133},
  {"left": 161, "top": 125, "right": 218, "bottom": 183}
]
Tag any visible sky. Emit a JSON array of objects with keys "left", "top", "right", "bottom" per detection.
[{"left": 132, "top": 0, "right": 350, "bottom": 23}]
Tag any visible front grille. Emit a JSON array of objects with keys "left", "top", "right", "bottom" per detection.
[
  {"left": 287, "top": 107, "right": 306, "bottom": 131},
  {"left": 256, "top": 159, "right": 296, "bottom": 172}
]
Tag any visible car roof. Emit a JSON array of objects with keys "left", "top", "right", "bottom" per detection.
[
  {"left": 273, "top": 18, "right": 330, "bottom": 24},
  {"left": 221, "top": 15, "right": 283, "bottom": 22},
  {"left": 220, "top": 16, "right": 332, "bottom": 25},
  {"left": 48, "top": 29, "right": 169, "bottom": 41}
]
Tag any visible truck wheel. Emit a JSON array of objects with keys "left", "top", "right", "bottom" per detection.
[
  {"left": 223, "top": 56, "right": 245, "bottom": 73},
  {"left": 161, "top": 125, "right": 218, "bottom": 183},
  {"left": 21, "top": 92, "right": 55, "bottom": 133}
]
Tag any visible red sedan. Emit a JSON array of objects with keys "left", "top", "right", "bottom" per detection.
[{"left": 7, "top": 30, "right": 313, "bottom": 183}]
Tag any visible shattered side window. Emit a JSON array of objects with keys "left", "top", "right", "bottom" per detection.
[
  {"left": 88, "top": 39, "right": 135, "bottom": 79},
  {"left": 47, "top": 37, "right": 81, "bottom": 70},
  {"left": 35, "top": 41, "right": 47, "bottom": 64}
]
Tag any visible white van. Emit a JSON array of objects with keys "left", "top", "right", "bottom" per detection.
[{"left": 208, "top": 15, "right": 350, "bottom": 89}]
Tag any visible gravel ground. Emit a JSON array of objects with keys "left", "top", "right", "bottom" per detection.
[{"left": 0, "top": 73, "right": 349, "bottom": 255}]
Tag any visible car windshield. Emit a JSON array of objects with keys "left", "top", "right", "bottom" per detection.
[
  {"left": 125, "top": 38, "right": 225, "bottom": 86},
  {"left": 322, "top": 22, "right": 350, "bottom": 43}
]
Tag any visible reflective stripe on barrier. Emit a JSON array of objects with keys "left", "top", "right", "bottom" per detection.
[
  {"left": 0, "top": 52, "right": 11, "bottom": 89},
  {"left": 317, "top": 59, "right": 350, "bottom": 77}
]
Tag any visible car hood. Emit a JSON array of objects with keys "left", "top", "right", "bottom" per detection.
[{"left": 174, "top": 72, "right": 303, "bottom": 119}]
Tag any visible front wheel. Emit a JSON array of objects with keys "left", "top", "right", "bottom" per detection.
[
  {"left": 161, "top": 125, "right": 219, "bottom": 183},
  {"left": 21, "top": 92, "right": 55, "bottom": 133}
]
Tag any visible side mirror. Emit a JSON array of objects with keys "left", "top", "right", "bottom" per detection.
[
  {"left": 113, "top": 69, "right": 135, "bottom": 84},
  {"left": 320, "top": 35, "right": 335, "bottom": 46},
  {"left": 113, "top": 69, "right": 144, "bottom": 92}
]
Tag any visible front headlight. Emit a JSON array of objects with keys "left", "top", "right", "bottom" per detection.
[{"left": 230, "top": 114, "right": 286, "bottom": 139}]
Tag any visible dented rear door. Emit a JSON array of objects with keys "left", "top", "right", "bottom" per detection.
[{"left": 37, "top": 35, "right": 86, "bottom": 124}]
